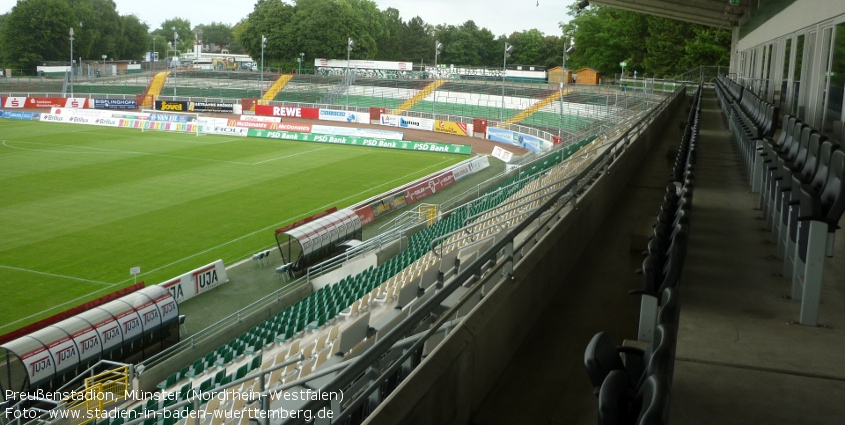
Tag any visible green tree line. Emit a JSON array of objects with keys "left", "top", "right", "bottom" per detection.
[{"left": 0, "top": 0, "right": 730, "bottom": 77}]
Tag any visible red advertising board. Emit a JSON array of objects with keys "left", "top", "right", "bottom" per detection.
[
  {"left": 274, "top": 207, "right": 338, "bottom": 235},
  {"left": 404, "top": 171, "right": 456, "bottom": 204},
  {"left": 255, "top": 105, "right": 319, "bottom": 119},
  {"left": 2, "top": 97, "right": 88, "bottom": 109},
  {"left": 354, "top": 205, "right": 376, "bottom": 226},
  {"left": 473, "top": 118, "right": 488, "bottom": 137},
  {"left": 369, "top": 107, "right": 386, "bottom": 121}
]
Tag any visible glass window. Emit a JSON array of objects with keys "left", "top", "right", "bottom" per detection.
[
  {"left": 792, "top": 35, "right": 805, "bottom": 115},
  {"left": 780, "top": 39, "right": 792, "bottom": 111},
  {"left": 823, "top": 23, "right": 845, "bottom": 133}
]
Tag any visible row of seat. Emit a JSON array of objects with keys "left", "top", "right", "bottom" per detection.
[
  {"left": 583, "top": 85, "right": 701, "bottom": 425},
  {"left": 715, "top": 74, "right": 779, "bottom": 193},
  {"left": 717, "top": 74, "right": 845, "bottom": 326}
]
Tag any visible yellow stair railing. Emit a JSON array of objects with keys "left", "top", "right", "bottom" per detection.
[
  {"left": 391, "top": 79, "right": 445, "bottom": 114},
  {"left": 262, "top": 74, "right": 294, "bottom": 102},
  {"left": 419, "top": 204, "right": 438, "bottom": 226},
  {"left": 62, "top": 365, "right": 129, "bottom": 425},
  {"left": 502, "top": 88, "right": 573, "bottom": 126}
]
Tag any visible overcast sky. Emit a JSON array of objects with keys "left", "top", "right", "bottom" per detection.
[{"left": 0, "top": 0, "right": 571, "bottom": 37}]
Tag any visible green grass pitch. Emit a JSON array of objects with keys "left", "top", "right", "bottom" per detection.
[{"left": 0, "top": 120, "right": 465, "bottom": 334}]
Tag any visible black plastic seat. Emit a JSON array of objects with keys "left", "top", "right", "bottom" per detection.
[{"left": 597, "top": 371, "right": 671, "bottom": 425}]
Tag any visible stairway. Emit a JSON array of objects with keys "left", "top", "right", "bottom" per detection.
[
  {"left": 390, "top": 79, "right": 445, "bottom": 114},
  {"left": 502, "top": 88, "right": 572, "bottom": 126},
  {"left": 261, "top": 74, "right": 294, "bottom": 102},
  {"left": 140, "top": 71, "right": 171, "bottom": 108}
]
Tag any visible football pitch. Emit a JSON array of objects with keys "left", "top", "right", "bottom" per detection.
[{"left": 0, "top": 120, "right": 465, "bottom": 333}]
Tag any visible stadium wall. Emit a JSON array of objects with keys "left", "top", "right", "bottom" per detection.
[{"left": 365, "top": 89, "right": 683, "bottom": 425}]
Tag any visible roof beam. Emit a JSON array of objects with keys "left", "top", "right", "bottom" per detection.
[{"left": 590, "top": 0, "right": 741, "bottom": 29}]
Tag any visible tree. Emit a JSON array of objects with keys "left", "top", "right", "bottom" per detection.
[
  {"left": 377, "top": 7, "right": 403, "bottom": 61},
  {"left": 401, "top": 16, "right": 434, "bottom": 64},
  {"left": 509, "top": 29, "right": 545, "bottom": 66},
  {"left": 153, "top": 18, "right": 193, "bottom": 54},
  {"left": 196, "top": 22, "right": 234, "bottom": 52},
  {"left": 0, "top": 0, "right": 75, "bottom": 70},
  {"left": 115, "top": 15, "right": 149, "bottom": 61},
  {"left": 68, "top": 0, "right": 122, "bottom": 60}
]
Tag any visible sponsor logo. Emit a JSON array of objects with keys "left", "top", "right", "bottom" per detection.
[
  {"left": 194, "top": 265, "right": 220, "bottom": 292},
  {"left": 43, "top": 114, "right": 64, "bottom": 122},
  {"left": 163, "top": 279, "right": 183, "bottom": 301},
  {"left": 162, "top": 301, "right": 177, "bottom": 317},
  {"left": 102, "top": 326, "right": 120, "bottom": 343},
  {"left": 272, "top": 107, "right": 302, "bottom": 117},
  {"left": 399, "top": 118, "right": 420, "bottom": 128},
  {"left": 143, "top": 309, "right": 159, "bottom": 325},
  {"left": 30, "top": 356, "right": 52, "bottom": 376},
  {"left": 80, "top": 335, "right": 100, "bottom": 353},
  {"left": 124, "top": 318, "right": 141, "bottom": 334},
  {"left": 56, "top": 346, "right": 76, "bottom": 365},
  {"left": 160, "top": 101, "right": 184, "bottom": 111}
]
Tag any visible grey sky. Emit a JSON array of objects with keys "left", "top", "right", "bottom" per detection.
[{"left": 0, "top": 0, "right": 571, "bottom": 37}]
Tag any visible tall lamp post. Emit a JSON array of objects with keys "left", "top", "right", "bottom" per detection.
[
  {"left": 560, "top": 42, "right": 574, "bottom": 135},
  {"left": 261, "top": 35, "right": 267, "bottom": 96},
  {"left": 152, "top": 36, "right": 156, "bottom": 75},
  {"left": 346, "top": 37, "right": 354, "bottom": 110},
  {"left": 432, "top": 40, "right": 443, "bottom": 115},
  {"left": 172, "top": 28, "right": 178, "bottom": 96},
  {"left": 298, "top": 52, "right": 304, "bottom": 75},
  {"left": 69, "top": 27, "right": 74, "bottom": 97},
  {"left": 501, "top": 42, "right": 514, "bottom": 122}
]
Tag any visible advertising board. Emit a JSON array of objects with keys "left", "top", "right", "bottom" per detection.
[
  {"left": 255, "top": 105, "right": 319, "bottom": 119},
  {"left": 486, "top": 128, "right": 549, "bottom": 153},
  {"left": 379, "top": 114, "right": 434, "bottom": 131},
  {"left": 94, "top": 99, "right": 137, "bottom": 110},
  {"left": 434, "top": 120, "right": 469, "bottom": 136},
  {"left": 159, "top": 260, "right": 229, "bottom": 304}
]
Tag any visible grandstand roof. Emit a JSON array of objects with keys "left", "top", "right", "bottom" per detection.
[{"left": 589, "top": 0, "right": 752, "bottom": 29}]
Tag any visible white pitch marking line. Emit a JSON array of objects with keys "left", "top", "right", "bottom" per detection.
[
  {"left": 252, "top": 147, "right": 331, "bottom": 165},
  {"left": 114, "top": 157, "right": 455, "bottom": 284},
  {"left": 0, "top": 156, "right": 455, "bottom": 333},
  {"left": 0, "top": 264, "right": 113, "bottom": 286},
  {"left": 2, "top": 139, "right": 253, "bottom": 165}
]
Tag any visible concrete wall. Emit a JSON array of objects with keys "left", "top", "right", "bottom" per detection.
[
  {"left": 737, "top": 0, "right": 845, "bottom": 51},
  {"left": 364, "top": 90, "right": 683, "bottom": 425}
]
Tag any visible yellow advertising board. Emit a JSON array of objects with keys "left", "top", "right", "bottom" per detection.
[{"left": 434, "top": 120, "right": 468, "bottom": 136}]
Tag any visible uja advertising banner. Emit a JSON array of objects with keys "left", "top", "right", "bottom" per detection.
[
  {"left": 404, "top": 172, "right": 456, "bottom": 203},
  {"left": 3, "top": 97, "right": 88, "bottom": 108},
  {"left": 379, "top": 114, "right": 434, "bottom": 131},
  {"left": 486, "top": 127, "right": 549, "bottom": 153},
  {"left": 160, "top": 260, "right": 229, "bottom": 304},
  {"left": 255, "top": 105, "right": 319, "bottom": 119},
  {"left": 434, "top": 120, "right": 469, "bottom": 136},
  {"left": 247, "top": 129, "right": 471, "bottom": 155},
  {"left": 94, "top": 98, "right": 137, "bottom": 110}
]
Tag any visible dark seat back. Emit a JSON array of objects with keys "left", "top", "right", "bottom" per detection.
[
  {"left": 635, "top": 374, "right": 671, "bottom": 425},
  {"left": 585, "top": 332, "right": 627, "bottom": 396}
]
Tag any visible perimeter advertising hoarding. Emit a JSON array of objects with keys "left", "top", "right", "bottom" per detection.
[
  {"left": 318, "top": 108, "right": 364, "bottom": 123},
  {"left": 311, "top": 125, "right": 404, "bottom": 140},
  {"left": 247, "top": 129, "right": 471, "bottom": 155},
  {"left": 189, "top": 102, "right": 235, "bottom": 113},
  {"left": 254, "top": 105, "right": 319, "bottom": 119},
  {"left": 2, "top": 97, "right": 88, "bottom": 108},
  {"left": 486, "top": 127, "right": 548, "bottom": 153},
  {"left": 434, "top": 120, "right": 469, "bottom": 136},
  {"left": 93, "top": 99, "right": 137, "bottom": 110},
  {"left": 403, "top": 172, "right": 456, "bottom": 203},
  {"left": 159, "top": 260, "right": 229, "bottom": 304},
  {"left": 314, "top": 59, "right": 413, "bottom": 71},
  {"left": 0, "top": 110, "right": 40, "bottom": 120},
  {"left": 154, "top": 100, "right": 189, "bottom": 113},
  {"left": 379, "top": 114, "right": 434, "bottom": 131}
]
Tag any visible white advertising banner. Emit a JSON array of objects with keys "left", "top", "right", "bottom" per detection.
[
  {"left": 492, "top": 146, "right": 515, "bottom": 163},
  {"left": 239, "top": 115, "right": 281, "bottom": 123},
  {"left": 452, "top": 156, "right": 491, "bottom": 181},
  {"left": 379, "top": 114, "right": 434, "bottom": 131},
  {"left": 311, "top": 124, "right": 404, "bottom": 140},
  {"left": 314, "top": 59, "right": 413, "bottom": 71},
  {"left": 318, "top": 108, "right": 367, "bottom": 123},
  {"left": 159, "top": 260, "right": 229, "bottom": 304}
]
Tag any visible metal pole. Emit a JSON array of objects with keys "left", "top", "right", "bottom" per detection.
[
  {"left": 346, "top": 38, "right": 353, "bottom": 110},
  {"left": 152, "top": 37, "right": 156, "bottom": 75},
  {"left": 69, "top": 27, "right": 74, "bottom": 97},
  {"left": 261, "top": 35, "right": 265, "bottom": 96},
  {"left": 433, "top": 40, "right": 440, "bottom": 116},
  {"left": 501, "top": 43, "right": 508, "bottom": 122},
  {"left": 173, "top": 29, "right": 178, "bottom": 96}
]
